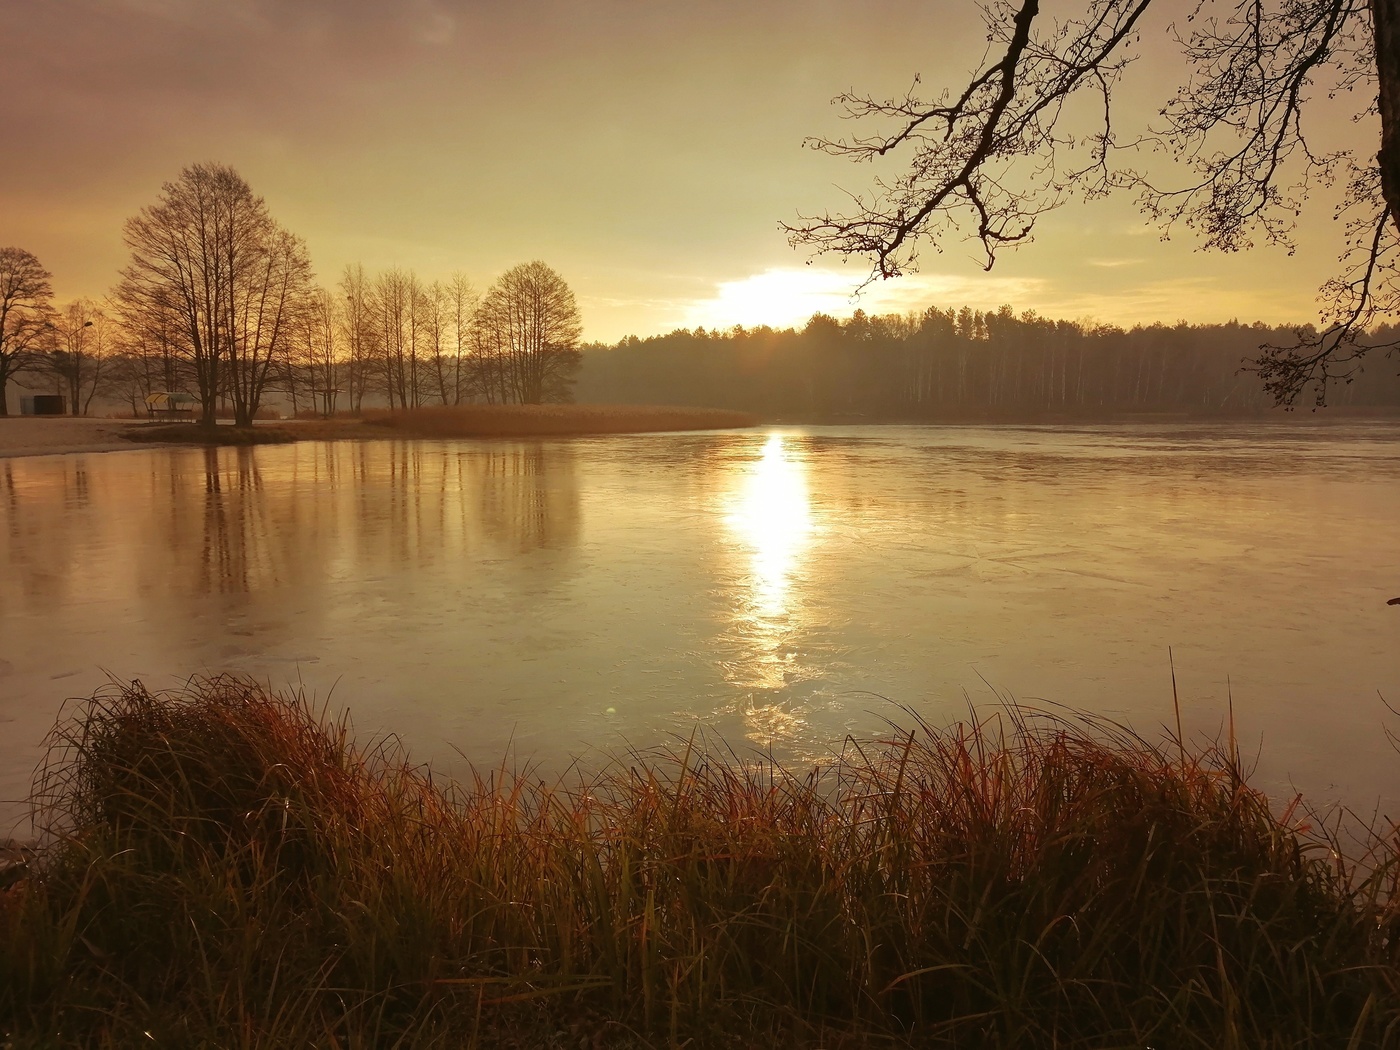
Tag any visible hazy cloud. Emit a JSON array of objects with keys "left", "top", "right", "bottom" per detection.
[{"left": 0, "top": 0, "right": 1370, "bottom": 340}]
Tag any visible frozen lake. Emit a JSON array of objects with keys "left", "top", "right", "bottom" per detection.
[{"left": 3, "top": 422, "right": 1398, "bottom": 835}]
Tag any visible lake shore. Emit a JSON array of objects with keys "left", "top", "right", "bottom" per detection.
[
  {"left": 0, "top": 417, "right": 164, "bottom": 459},
  {"left": 4, "top": 406, "right": 1397, "bottom": 460}
]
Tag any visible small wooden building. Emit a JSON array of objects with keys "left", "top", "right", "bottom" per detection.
[{"left": 19, "top": 395, "right": 66, "bottom": 415}]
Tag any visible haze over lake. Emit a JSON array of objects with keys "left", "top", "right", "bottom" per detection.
[{"left": 3, "top": 422, "right": 1398, "bottom": 834}]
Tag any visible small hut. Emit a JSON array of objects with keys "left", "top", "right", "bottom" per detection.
[{"left": 19, "top": 395, "right": 66, "bottom": 415}]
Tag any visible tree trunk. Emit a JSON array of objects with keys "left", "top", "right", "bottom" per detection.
[{"left": 1376, "top": 0, "right": 1400, "bottom": 233}]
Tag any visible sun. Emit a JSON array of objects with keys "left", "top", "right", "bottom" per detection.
[{"left": 681, "top": 269, "right": 855, "bottom": 331}]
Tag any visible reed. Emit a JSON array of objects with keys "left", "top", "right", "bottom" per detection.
[
  {"left": 362, "top": 403, "right": 759, "bottom": 437},
  {"left": 3, "top": 677, "right": 1397, "bottom": 1047},
  {"left": 121, "top": 423, "right": 298, "bottom": 445}
]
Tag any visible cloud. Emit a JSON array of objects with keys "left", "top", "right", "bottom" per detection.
[
  {"left": 1032, "top": 276, "right": 1315, "bottom": 327},
  {"left": 413, "top": 1, "right": 457, "bottom": 44},
  {"left": 7, "top": 0, "right": 1356, "bottom": 337},
  {"left": 858, "top": 272, "right": 1049, "bottom": 314}
]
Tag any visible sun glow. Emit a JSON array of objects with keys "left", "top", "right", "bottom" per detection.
[
  {"left": 675, "top": 267, "right": 1051, "bottom": 334},
  {"left": 682, "top": 269, "right": 855, "bottom": 331}
]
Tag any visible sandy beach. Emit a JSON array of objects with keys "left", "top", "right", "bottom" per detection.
[{"left": 0, "top": 417, "right": 157, "bottom": 458}]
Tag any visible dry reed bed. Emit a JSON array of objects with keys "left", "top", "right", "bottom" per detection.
[
  {"left": 361, "top": 403, "right": 760, "bottom": 437},
  {"left": 2, "top": 677, "right": 1398, "bottom": 1047},
  {"left": 121, "top": 422, "right": 299, "bottom": 446}
]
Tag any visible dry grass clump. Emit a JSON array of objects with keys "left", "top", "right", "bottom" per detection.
[
  {"left": 3, "top": 677, "right": 1399, "bottom": 1047},
  {"left": 363, "top": 403, "right": 759, "bottom": 437}
]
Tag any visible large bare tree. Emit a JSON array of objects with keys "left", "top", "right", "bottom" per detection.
[
  {"left": 0, "top": 248, "right": 54, "bottom": 416},
  {"left": 788, "top": 0, "right": 1400, "bottom": 406},
  {"left": 115, "top": 163, "right": 311, "bottom": 426}
]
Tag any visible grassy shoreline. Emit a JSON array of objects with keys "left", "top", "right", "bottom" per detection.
[{"left": 3, "top": 678, "right": 1397, "bottom": 1047}]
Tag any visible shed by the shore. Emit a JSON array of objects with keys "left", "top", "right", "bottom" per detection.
[{"left": 19, "top": 394, "right": 66, "bottom": 415}]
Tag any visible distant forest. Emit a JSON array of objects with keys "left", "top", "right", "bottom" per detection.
[{"left": 578, "top": 308, "right": 1400, "bottom": 420}]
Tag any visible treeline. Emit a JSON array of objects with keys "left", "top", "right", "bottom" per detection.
[
  {"left": 0, "top": 164, "right": 582, "bottom": 422},
  {"left": 578, "top": 307, "right": 1400, "bottom": 419},
  {"left": 287, "top": 258, "right": 580, "bottom": 418}
]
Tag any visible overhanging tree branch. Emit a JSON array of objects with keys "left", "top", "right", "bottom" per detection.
[
  {"left": 788, "top": 0, "right": 1400, "bottom": 405},
  {"left": 785, "top": 0, "right": 1155, "bottom": 279}
]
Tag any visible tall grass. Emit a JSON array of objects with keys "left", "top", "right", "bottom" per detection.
[{"left": 3, "top": 677, "right": 1398, "bottom": 1047}]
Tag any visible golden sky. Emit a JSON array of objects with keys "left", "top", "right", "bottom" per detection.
[{"left": 1, "top": 0, "right": 1379, "bottom": 341}]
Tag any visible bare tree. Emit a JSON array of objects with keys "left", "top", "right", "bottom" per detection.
[
  {"left": 110, "top": 291, "right": 188, "bottom": 416},
  {"left": 276, "top": 283, "right": 336, "bottom": 418},
  {"left": 115, "top": 163, "right": 311, "bottom": 426},
  {"left": 339, "top": 264, "right": 376, "bottom": 414},
  {"left": 45, "top": 299, "right": 113, "bottom": 415},
  {"left": 299, "top": 287, "right": 340, "bottom": 416},
  {"left": 447, "top": 273, "right": 479, "bottom": 405},
  {"left": 0, "top": 248, "right": 54, "bottom": 416},
  {"left": 405, "top": 271, "right": 425, "bottom": 409},
  {"left": 227, "top": 224, "right": 313, "bottom": 425},
  {"left": 422, "top": 281, "right": 452, "bottom": 406},
  {"left": 472, "top": 262, "right": 583, "bottom": 404},
  {"left": 373, "top": 268, "right": 415, "bottom": 410},
  {"left": 788, "top": 0, "right": 1400, "bottom": 406}
]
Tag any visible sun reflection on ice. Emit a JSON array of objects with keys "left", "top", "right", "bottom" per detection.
[
  {"left": 727, "top": 433, "right": 814, "bottom": 621},
  {"left": 722, "top": 433, "right": 819, "bottom": 745}
]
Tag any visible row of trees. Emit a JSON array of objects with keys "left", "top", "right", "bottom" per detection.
[
  {"left": 578, "top": 308, "right": 1400, "bottom": 419},
  {"left": 330, "top": 258, "right": 582, "bottom": 416},
  {"left": 0, "top": 164, "right": 584, "bottom": 421}
]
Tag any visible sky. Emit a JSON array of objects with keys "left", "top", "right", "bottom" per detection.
[{"left": 0, "top": 0, "right": 1381, "bottom": 342}]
